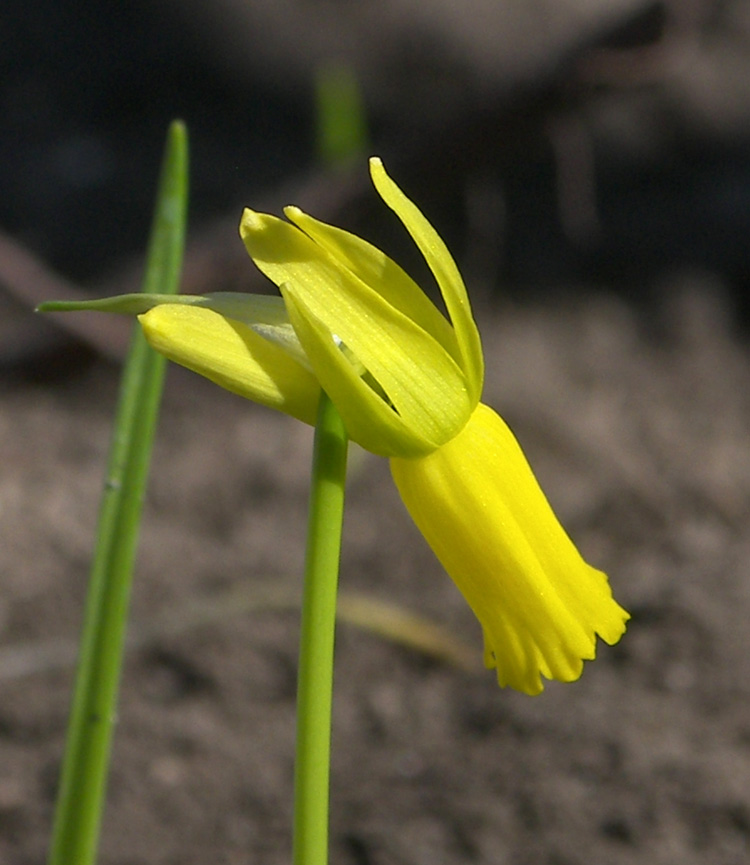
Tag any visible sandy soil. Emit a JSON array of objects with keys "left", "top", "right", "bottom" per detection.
[{"left": 2, "top": 282, "right": 749, "bottom": 865}]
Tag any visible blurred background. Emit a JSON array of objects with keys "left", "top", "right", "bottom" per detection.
[
  {"left": 2, "top": 2, "right": 750, "bottom": 864},
  {"left": 4, "top": 0, "right": 750, "bottom": 311}
]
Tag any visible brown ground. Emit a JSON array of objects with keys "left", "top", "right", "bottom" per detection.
[{"left": 2, "top": 280, "right": 749, "bottom": 865}]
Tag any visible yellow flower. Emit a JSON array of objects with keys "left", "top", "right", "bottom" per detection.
[
  {"left": 142, "top": 158, "right": 482, "bottom": 458},
  {"left": 57, "top": 158, "right": 629, "bottom": 693}
]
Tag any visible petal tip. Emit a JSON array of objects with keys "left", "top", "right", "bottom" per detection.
[
  {"left": 239, "top": 208, "right": 263, "bottom": 237},
  {"left": 368, "top": 156, "right": 385, "bottom": 181}
]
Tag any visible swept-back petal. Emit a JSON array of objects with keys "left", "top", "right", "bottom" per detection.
[
  {"left": 198, "top": 292, "right": 308, "bottom": 368},
  {"left": 283, "top": 206, "right": 459, "bottom": 363},
  {"left": 240, "top": 209, "right": 473, "bottom": 452},
  {"left": 139, "top": 304, "right": 320, "bottom": 424},
  {"left": 42, "top": 291, "right": 313, "bottom": 371},
  {"left": 369, "top": 157, "right": 484, "bottom": 404},
  {"left": 282, "top": 288, "right": 437, "bottom": 456},
  {"left": 390, "top": 402, "right": 629, "bottom": 694}
]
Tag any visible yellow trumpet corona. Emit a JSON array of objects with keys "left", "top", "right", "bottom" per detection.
[{"left": 135, "top": 157, "right": 628, "bottom": 693}]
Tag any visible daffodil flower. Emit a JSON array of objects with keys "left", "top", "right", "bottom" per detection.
[{"left": 85, "top": 158, "right": 629, "bottom": 693}]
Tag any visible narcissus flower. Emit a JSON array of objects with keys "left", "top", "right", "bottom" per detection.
[{"left": 61, "top": 158, "right": 629, "bottom": 693}]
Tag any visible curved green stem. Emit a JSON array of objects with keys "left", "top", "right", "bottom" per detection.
[
  {"left": 47, "top": 120, "right": 188, "bottom": 865},
  {"left": 293, "top": 391, "right": 349, "bottom": 865}
]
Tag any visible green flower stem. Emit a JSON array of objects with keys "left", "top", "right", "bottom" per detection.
[
  {"left": 294, "top": 390, "right": 349, "bottom": 865},
  {"left": 48, "top": 120, "right": 188, "bottom": 865}
]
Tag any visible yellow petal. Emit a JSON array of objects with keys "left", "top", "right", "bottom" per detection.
[
  {"left": 390, "top": 402, "right": 629, "bottom": 695},
  {"left": 240, "top": 208, "right": 472, "bottom": 453},
  {"left": 139, "top": 304, "right": 320, "bottom": 424},
  {"left": 280, "top": 287, "right": 432, "bottom": 456},
  {"left": 284, "top": 206, "right": 460, "bottom": 363},
  {"left": 369, "top": 157, "right": 484, "bottom": 404},
  {"left": 199, "top": 292, "right": 309, "bottom": 369}
]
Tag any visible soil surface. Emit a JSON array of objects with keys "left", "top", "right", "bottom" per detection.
[
  {"left": 2, "top": 281, "right": 750, "bottom": 865},
  {"left": 4, "top": 2, "right": 750, "bottom": 862}
]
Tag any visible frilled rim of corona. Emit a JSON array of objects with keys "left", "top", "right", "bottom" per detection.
[{"left": 391, "top": 403, "right": 630, "bottom": 695}]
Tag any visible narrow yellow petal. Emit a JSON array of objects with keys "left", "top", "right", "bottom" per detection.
[
  {"left": 199, "top": 292, "right": 309, "bottom": 369},
  {"left": 284, "top": 206, "right": 460, "bottom": 363},
  {"left": 390, "top": 403, "right": 629, "bottom": 695},
  {"left": 240, "top": 208, "right": 472, "bottom": 449},
  {"left": 281, "top": 287, "right": 439, "bottom": 457},
  {"left": 139, "top": 304, "right": 320, "bottom": 424},
  {"left": 369, "top": 157, "right": 484, "bottom": 404}
]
